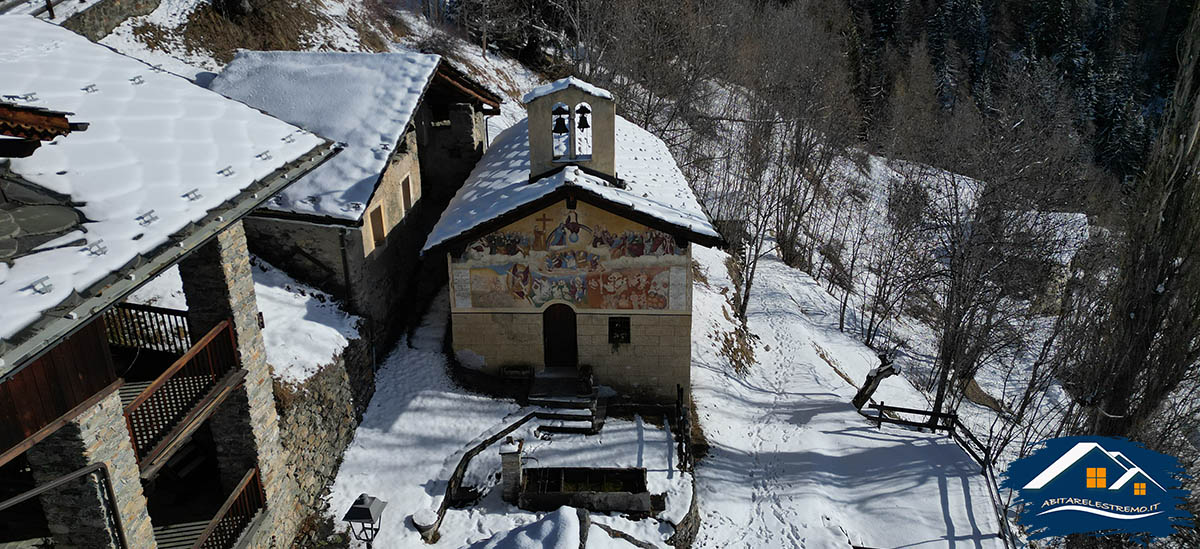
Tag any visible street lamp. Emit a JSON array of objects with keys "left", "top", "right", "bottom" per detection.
[{"left": 343, "top": 493, "right": 387, "bottom": 548}]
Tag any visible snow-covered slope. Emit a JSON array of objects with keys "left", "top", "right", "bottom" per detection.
[{"left": 689, "top": 245, "right": 1006, "bottom": 548}]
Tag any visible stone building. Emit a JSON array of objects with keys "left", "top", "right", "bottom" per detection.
[
  {"left": 423, "top": 78, "right": 723, "bottom": 402},
  {"left": 0, "top": 17, "right": 338, "bottom": 548},
  {"left": 209, "top": 51, "right": 501, "bottom": 346}
]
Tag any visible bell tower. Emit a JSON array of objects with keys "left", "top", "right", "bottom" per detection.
[{"left": 524, "top": 77, "right": 616, "bottom": 180}]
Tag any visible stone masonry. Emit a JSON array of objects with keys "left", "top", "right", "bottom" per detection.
[
  {"left": 24, "top": 390, "right": 156, "bottom": 548},
  {"left": 64, "top": 0, "right": 163, "bottom": 42},
  {"left": 178, "top": 221, "right": 301, "bottom": 547},
  {"left": 451, "top": 309, "right": 691, "bottom": 402},
  {"left": 275, "top": 353, "right": 357, "bottom": 522}
]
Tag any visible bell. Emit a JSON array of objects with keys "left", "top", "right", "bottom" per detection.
[
  {"left": 553, "top": 116, "right": 570, "bottom": 134},
  {"left": 552, "top": 105, "right": 570, "bottom": 116},
  {"left": 577, "top": 113, "right": 590, "bottom": 129}
]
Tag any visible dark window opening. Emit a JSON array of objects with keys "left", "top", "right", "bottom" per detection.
[
  {"left": 609, "top": 317, "right": 631, "bottom": 345},
  {"left": 369, "top": 205, "right": 386, "bottom": 247}
]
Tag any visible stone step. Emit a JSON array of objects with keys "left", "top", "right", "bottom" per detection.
[
  {"left": 153, "top": 520, "right": 209, "bottom": 549},
  {"left": 534, "top": 410, "right": 595, "bottom": 422},
  {"left": 529, "top": 395, "right": 596, "bottom": 409},
  {"left": 537, "top": 418, "right": 597, "bottom": 435}
]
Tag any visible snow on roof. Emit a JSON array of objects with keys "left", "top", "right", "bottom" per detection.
[
  {"left": 0, "top": 15, "right": 326, "bottom": 341},
  {"left": 521, "top": 77, "right": 612, "bottom": 104},
  {"left": 423, "top": 116, "right": 719, "bottom": 252},
  {"left": 210, "top": 50, "right": 440, "bottom": 221}
]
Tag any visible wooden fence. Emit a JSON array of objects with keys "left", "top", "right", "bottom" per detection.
[
  {"left": 862, "top": 402, "right": 1016, "bottom": 549},
  {"left": 104, "top": 302, "right": 193, "bottom": 355}
]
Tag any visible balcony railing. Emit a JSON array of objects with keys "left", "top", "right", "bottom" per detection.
[
  {"left": 104, "top": 302, "right": 193, "bottom": 355},
  {"left": 123, "top": 320, "right": 239, "bottom": 466},
  {"left": 193, "top": 467, "right": 266, "bottom": 549}
]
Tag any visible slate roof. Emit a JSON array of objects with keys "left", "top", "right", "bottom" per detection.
[{"left": 0, "top": 16, "right": 332, "bottom": 371}]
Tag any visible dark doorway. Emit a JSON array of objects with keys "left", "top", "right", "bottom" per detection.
[{"left": 543, "top": 304, "right": 578, "bottom": 370}]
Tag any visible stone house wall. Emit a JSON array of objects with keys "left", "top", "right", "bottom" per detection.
[
  {"left": 414, "top": 102, "right": 487, "bottom": 206},
  {"left": 243, "top": 129, "right": 425, "bottom": 347},
  {"left": 450, "top": 309, "right": 690, "bottom": 401}
]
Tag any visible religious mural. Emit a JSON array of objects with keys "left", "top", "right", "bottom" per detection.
[{"left": 450, "top": 201, "right": 689, "bottom": 311}]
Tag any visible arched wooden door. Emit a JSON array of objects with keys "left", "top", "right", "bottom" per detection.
[{"left": 542, "top": 304, "right": 578, "bottom": 370}]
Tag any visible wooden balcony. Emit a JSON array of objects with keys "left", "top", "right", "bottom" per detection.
[
  {"left": 103, "top": 302, "right": 194, "bottom": 356},
  {"left": 153, "top": 467, "right": 267, "bottom": 549},
  {"left": 123, "top": 319, "right": 245, "bottom": 477}
]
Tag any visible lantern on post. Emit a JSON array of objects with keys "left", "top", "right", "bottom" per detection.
[{"left": 343, "top": 493, "right": 387, "bottom": 548}]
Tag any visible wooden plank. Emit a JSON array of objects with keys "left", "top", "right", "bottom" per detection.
[
  {"left": 868, "top": 402, "right": 957, "bottom": 419},
  {"left": 0, "top": 379, "right": 124, "bottom": 469}
]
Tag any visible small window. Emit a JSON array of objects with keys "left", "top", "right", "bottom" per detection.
[
  {"left": 1086, "top": 467, "right": 1106, "bottom": 489},
  {"left": 402, "top": 175, "right": 412, "bottom": 211},
  {"left": 1134, "top": 482, "right": 1146, "bottom": 495},
  {"left": 608, "top": 317, "right": 630, "bottom": 344},
  {"left": 369, "top": 205, "right": 386, "bottom": 247}
]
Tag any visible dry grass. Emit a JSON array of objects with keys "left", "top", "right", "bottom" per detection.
[
  {"left": 964, "top": 377, "right": 1008, "bottom": 415},
  {"left": 131, "top": 22, "right": 174, "bottom": 53},
  {"left": 181, "top": 0, "right": 329, "bottom": 64}
]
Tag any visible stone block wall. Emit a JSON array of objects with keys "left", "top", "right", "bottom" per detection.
[
  {"left": 64, "top": 0, "right": 162, "bottom": 42},
  {"left": 451, "top": 311, "right": 543, "bottom": 368},
  {"left": 579, "top": 313, "right": 691, "bottom": 402},
  {"left": 414, "top": 103, "right": 486, "bottom": 206},
  {"left": 25, "top": 390, "right": 156, "bottom": 548},
  {"left": 243, "top": 216, "right": 349, "bottom": 299},
  {"left": 274, "top": 354, "right": 357, "bottom": 524},
  {"left": 450, "top": 309, "right": 691, "bottom": 402}
]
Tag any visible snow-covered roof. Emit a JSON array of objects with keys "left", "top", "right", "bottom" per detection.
[
  {"left": 0, "top": 16, "right": 329, "bottom": 357},
  {"left": 521, "top": 77, "right": 612, "bottom": 104},
  {"left": 423, "top": 116, "right": 720, "bottom": 252},
  {"left": 210, "top": 50, "right": 441, "bottom": 221}
]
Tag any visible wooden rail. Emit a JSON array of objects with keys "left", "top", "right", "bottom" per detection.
[
  {"left": 0, "top": 462, "right": 129, "bottom": 548},
  {"left": 104, "top": 302, "right": 193, "bottom": 355},
  {"left": 861, "top": 403, "right": 1015, "bottom": 549},
  {"left": 192, "top": 467, "right": 266, "bottom": 549},
  {"left": 124, "top": 321, "right": 237, "bottom": 464}
]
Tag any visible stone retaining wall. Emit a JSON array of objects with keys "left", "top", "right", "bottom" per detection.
[{"left": 64, "top": 0, "right": 162, "bottom": 42}]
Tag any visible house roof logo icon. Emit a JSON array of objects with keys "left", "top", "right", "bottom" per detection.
[
  {"left": 1001, "top": 436, "right": 1193, "bottom": 541},
  {"left": 1022, "top": 442, "right": 1167, "bottom": 493}
]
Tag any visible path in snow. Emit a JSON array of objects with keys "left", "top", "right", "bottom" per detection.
[{"left": 690, "top": 246, "right": 1005, "bottom": 549}]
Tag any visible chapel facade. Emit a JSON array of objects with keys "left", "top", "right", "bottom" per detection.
[{"left": 425, "top": 78, "right": 722, "bottom": 402}]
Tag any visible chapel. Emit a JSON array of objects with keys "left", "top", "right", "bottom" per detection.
[{"left": 423, "top": 77, "right": 722, "bottom": 401}]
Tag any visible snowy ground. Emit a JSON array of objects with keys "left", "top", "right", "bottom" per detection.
[
  {"left": 126, "top": 257, "right": 360, "bottom": 385},
  {"left": 689, "top": 245, "right": 1006, "bottom": 549},
  {"left": 326, "top": 290, "right": 689, "bottom": 548}
]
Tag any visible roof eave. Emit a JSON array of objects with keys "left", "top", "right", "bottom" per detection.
[
  {"left": 422, "top": 182, "right": 725, "bottom": 258},
  {"left": 0, "top": 139, "right": 340, "bottom": 382}
]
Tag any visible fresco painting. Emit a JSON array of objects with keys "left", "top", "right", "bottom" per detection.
[{"left": 452, "top": 201, "right": 688, "bottom": 311}]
